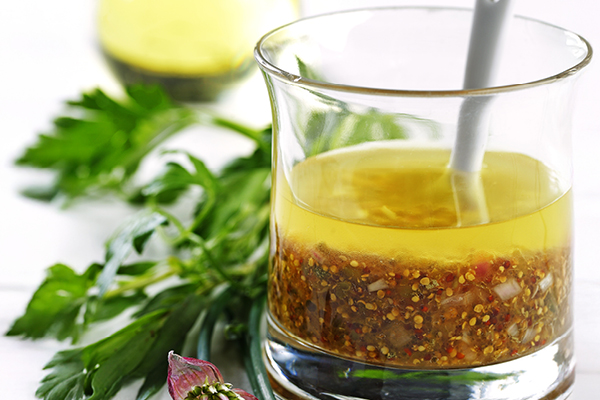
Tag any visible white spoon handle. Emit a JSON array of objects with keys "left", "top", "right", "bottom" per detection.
[
  {"left": 464, "top": 0, "right": 515, "bottom": 90},
  {"left": 450, "top": 0, "right": 514, "bottom": 173},
  {"left": 448, "top": 0, "right": 515, "bottom": 225}
]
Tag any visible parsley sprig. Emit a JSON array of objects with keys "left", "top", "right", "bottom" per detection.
[
  {"left": 16, "top": 85, "right": 197, "bottom": 202},
  {"left": 8, "top": 85, "right": 273, "bottom": 400}
]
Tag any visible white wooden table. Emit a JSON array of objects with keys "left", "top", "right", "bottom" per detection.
[{"left": 1, "top": 1, "right": 598, "bottom": 399}]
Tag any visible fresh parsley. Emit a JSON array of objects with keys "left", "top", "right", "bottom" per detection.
[{"left": 9, "top": 85, "right": 273, "bottom": 400}]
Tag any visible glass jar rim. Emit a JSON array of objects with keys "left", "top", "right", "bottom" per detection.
[{"left": 254, "top": 6, "right": 593, "bottom": 97}]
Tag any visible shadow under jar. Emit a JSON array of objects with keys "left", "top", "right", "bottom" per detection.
[
  {"left": 254, "top": 7, "right": 592, "bottom": 400},
  {"left": 98, "top": 0, "right": 298, "bottom": 102}
]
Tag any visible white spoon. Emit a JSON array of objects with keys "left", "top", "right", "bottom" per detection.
[{"left": 449, "top": 0, "right": 515, "bottom": 226}]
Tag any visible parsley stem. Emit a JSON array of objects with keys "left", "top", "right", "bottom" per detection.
[
  {"left": 198, "top": 111, "right": 270, "bottom": 153},
  {"left": 196, "top": 284, "right": 235, "bottom": 361},
  {"left": 104, "top": 267, "right": 177, "bottom": 299},
  {"left": 151, "top": 207, "right": 187, "bottom": 238},
  {"left": 119, "top": 109, "right": 198, "bottom": 173},
  {"left": 179, "top": 195, "right": 216, "bottom": 244},
  {"left": 151, "top": 210, "right": 246, "bottom": 292},
  {"left": 243, "top": 295, "right": 276, "bottom": 400},
  {"left": 193, "top": 235, "right": 245, "bottom": 292}
]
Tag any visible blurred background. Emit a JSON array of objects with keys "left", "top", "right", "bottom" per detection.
[{"left": 1, "top": 0, "right": 598, "bottom": 399}]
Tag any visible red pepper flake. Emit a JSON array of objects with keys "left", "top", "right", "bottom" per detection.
[
  {"left": 445, "top": 273, "right": 455, "bottom": 282},
  {"left": 511, "top": 349, "right": 518, "bottom": 356},
  {"left": 424, "top": 354, "right": 432, "bottom": 361},
  {"left": 421, "top": 306, "right": 429, "bottom": 312},
  {"left": 541, "top": 339, "right": 547, "bottom": 345},
  {"left": 503, "top": 260, "right": 511, "bottom": 268},
  {"left": 476, "top": 262, "right": 490, "bottom": 278},
  {"left": 446, "top": 346, "right": 454, "bottom": 354},
  {"left": 404, "top": 348, "right": 413, "bottom": 356},
  {"left": 456, "top": 352, "right": 465, "bottom": 360},
  {"left": 488, "top": 295, "right": 494, "bottom": 302}
]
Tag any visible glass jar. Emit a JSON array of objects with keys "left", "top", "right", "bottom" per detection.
[
  {"left": 98, "top": 0, "right": 298, "bottom": 102},
  {"left": 255, "top": 7, "right": 591, "bottom": 400}
]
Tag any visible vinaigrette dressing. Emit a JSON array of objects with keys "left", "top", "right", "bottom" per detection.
[
  {"left": 98, "top": 0, "right": 296, "bottom": 75},
  {"left": 269, "top": 144, "right": 572, "bottom": 368},
  {"left": 97, "top": 0, "right": 297, "bottom": 101}
]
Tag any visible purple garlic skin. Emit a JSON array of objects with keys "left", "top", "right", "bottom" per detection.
[{"left": 167, "top": 351, "right": 258, "bottom": 400}]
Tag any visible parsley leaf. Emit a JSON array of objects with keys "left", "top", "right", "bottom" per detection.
[
  {"left": 84, "top": 291, "right": 147, "bottom": 325},
  {"left": 36, "top": 310, "right": 168, "bottom": 400},
  {"left": 6, "top": 263, "right": 101, "bottom": 342},
  {"left": 16, "top": 85, "right": 197, "bottom": 202},
  {"left": 98, "top": 210, "right": 168, "bottom": 296},
  {"left": 138, "top": 152, "right": 219, "bottom": 218}
]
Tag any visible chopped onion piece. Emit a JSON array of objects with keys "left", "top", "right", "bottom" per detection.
[
  {"left": 441, "top": 291, "right": 474, "bottom": 306},
  {"left": 368, "top": 278, "right": 389, "bottom": 292},
  {"left": 493, "top": 279, "right": 522, "bottom": 301},
  {"left": 522, "top": 327, "right": 536, "bottom": 344},
  {"left": 460, "top": 332, "right": 472, "bottom": 345},
  {"left": 538, "top": 273, "right": 554, "bottom": 292},
  {"left": 507, "top": 323, "right": 519, "bottom": 337}
]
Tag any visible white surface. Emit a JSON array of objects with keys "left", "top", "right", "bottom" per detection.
[{"left": 1, "top": 1, "right": 599, "bottom": 399}]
